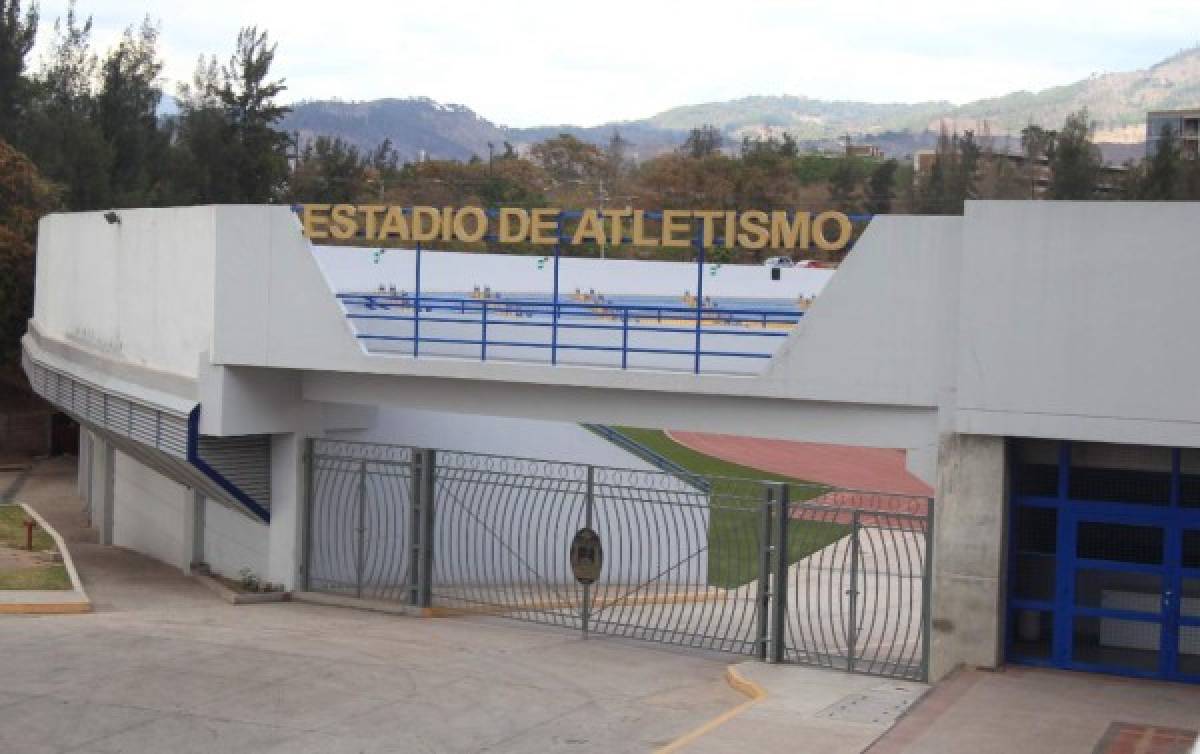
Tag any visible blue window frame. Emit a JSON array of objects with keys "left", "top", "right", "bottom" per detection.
[{"left": 1007, "top": 441, "right": 1200, "bottom": 683}]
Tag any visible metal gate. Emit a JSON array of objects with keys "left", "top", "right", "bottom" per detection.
[{"left": 304, "top": 439, "right": 933, "bottom": 680}]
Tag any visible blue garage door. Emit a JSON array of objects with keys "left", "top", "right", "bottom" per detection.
[{"left": 1007, "top": 440, "right": 1200, "bottom": 682}]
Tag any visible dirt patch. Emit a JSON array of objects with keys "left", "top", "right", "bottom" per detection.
[{"left": 0, "top": 544, "right": 58, "bottom": 570}]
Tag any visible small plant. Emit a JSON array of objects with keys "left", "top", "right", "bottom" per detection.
[{"left": 238, "top": 567, "right": 261, "bottom": 592}]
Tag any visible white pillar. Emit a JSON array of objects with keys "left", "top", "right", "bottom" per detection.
[
  {"left": 929, "top": 433, "right": 1007, "bottom": 681},
  {"left": 267, "top": 434, "right": 305, "bottom": 590},
  {"left": 92, "top": 438, "right": 115, "bottom": 546}
]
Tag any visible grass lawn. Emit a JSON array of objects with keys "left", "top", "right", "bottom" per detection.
[
  {"left": 612, "top": 427, "right": 849, "bottom": 588},
  {"left": 0, "top": 505, "right": 56, "bottom": 552},
  {"left": 0, "top": 505, "right": 72, "bottom": 590},
  {"left": 0, "top": 565, "right": 70, "bottom": 590}
]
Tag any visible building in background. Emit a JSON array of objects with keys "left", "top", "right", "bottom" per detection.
[{"left": 1146, "top": 108, "right": 1200, "bottom": 159}]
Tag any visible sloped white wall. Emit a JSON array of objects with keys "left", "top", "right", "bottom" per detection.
[{"left": 762, "top": 215, "right": 961, "bottom": 408}]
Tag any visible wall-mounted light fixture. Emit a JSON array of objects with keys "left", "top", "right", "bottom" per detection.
[{"left": 103, "top": 211, "right": 121, "bottom": 225}]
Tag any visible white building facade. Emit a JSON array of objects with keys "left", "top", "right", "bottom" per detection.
[{"left": 24, "top": 201, "right": 1200, "bottom": 683}]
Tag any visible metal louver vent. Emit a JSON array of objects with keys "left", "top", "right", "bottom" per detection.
[
  {"left": 22, "top": 350, "right": 271, "bottom": 522},
  {"left": 196, "top": 435, "right": 272, "bottom": 510}
]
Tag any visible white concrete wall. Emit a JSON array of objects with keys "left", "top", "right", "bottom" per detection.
[
  {"left": 313, "top": 245, "right": 833, "bottom": 299},
  {"left": 955, "top": 201, "right": 1200, "bottom": 448},
  {"left": 329, "top": 408, "right": 670, "bottom": 471},
  {"left": 110, "top": 450, "right": 269, "bottom": 578},
  {"left": 202, "top": 498, "right": 270, "bottom": 582},
  {"left": 113, "top": 451, "right": 191, "bottom": 570},
  {"left": 34, "top": 208, "right": 217, "bottom": 379}
]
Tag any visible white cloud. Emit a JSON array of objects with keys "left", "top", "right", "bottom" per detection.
[{"left": 29, "top": 0, "right": 1200, "bottom": 126}]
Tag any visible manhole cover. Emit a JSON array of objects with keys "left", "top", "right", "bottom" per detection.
[{"left": 1092, "top": 722, "right": 1197, "bottom": 754}]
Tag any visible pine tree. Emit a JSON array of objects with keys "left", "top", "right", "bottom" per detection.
[
  {"left": 217, "top": 27, "right": 290, "bottom": 202},
  {"left": 96, "top": 18, "right": 168, "bottom": 206},
  {"left": 1140, "top": 123, "right": 1181, "bottom": 200},
  {"left": 0, "top": 0, "right": 38, "bottom": 143},
  {"left": 1049, "top": 109, "right": 1101, "bottom": 200}
]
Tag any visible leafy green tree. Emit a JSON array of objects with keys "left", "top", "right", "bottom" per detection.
[
  {"left": 0, "top": 0, "right": 38, "bottom": 143},
  {"left": 1049, "top": 109, "right": 1101, "bottom": 199},
  {"left": 0, "top": 138, "right": 56, "bottom": 368}
]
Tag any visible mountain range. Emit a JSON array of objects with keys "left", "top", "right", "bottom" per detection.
[{"left": 280, "top": 47, "right": 1200, "bottom": 165}]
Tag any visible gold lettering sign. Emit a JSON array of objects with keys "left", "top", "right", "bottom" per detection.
[{"left": 298, "top": 205, "right": 855, "bottom": 252}]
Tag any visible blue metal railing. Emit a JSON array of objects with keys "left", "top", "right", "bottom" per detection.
[
  {"left": 581, "top": 424, "right": 711, "bottom": 492},
  {"left": 338, "top": 293, "right": 804, "bottom": 372}
]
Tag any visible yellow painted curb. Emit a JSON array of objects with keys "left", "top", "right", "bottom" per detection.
[
  {"left": 425, "top": 590, "right": 726, "bottom": 618},
  {"left": 0, "top": 601, "right": 90, "bottom": 614},
  {"left": 655, "top": 665, "right": 766, "bottom": 753}
]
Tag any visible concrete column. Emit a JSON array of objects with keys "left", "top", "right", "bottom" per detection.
[
  {"left": 905, "top": 442, "right": 938, "bottom": 488},
  {"left": 929, "top": 433, "right": 1007, "bottom": 681},
  {"left": 77, "top": 430, "right": 91, "bottom": 498},
  {"left": 91, "top": 437, "right": 115, "bottom": 546},
  {"left": 180, "top": 490, "right": 205, "bottom": 573},
  {"left": 193, "top": 493, "right": 206, "bottom": 568},
  {"left": 267, "top": 433, "right": 305, "bottom": 590}
]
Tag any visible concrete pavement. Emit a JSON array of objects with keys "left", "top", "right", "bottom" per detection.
[
  {"left": 870, "top": 666, "right": 1200, "bottom": 754},
  {"left": 1, "top": 458, "right": 746, "bottom": 753}
]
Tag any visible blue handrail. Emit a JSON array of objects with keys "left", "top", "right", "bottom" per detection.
[
  {"left": 581, "top": 424, "right": 711, "bottom": 493},
  {"left": 337, "top": 292, "right": 803, "bottom": 371}
]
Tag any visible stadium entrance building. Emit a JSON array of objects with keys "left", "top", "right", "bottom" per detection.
[{"left": 21, "top": 200, "right": 1200, "bottom": 684}]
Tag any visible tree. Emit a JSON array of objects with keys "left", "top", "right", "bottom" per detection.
[
  {"left": 217, "top": 26, "right": 290, "bottom": 202},
  {"left": 864, "top": 159, "right": 898, "bottom": 214},
  {"left": 827, "top": 155, "right": 861, "bottom": 212},
  {"left": 1140, "top": 123, "right": 1182, "bottom": 200},
  {"left": 529, "top": 133, "right": 606, "bottom": 187},
  {"left": 21, "top": 1, "right": 111, "bottom": 209},
  {"left": 1049, "top": 109, "right": 1101, "bottom": 200},
  {"left": 682, "top": 125, "right": 722, "bottom": 158},
  {"left": 0, "top": 0, "right": 38, "bottom": 143},
  {"left": 168, "top": 54, "right": 234, "bottom": 203},
  {"left": 287, "top": 135, "right": 368, "bottom": 203},
  {"left": 0, "top": 138, "right": 56, "bottom": 368},
  {"left": 915, "top": 124, "right": 971, "bottom": 214},
  {"left": 96, "top": 18, "right": 168, "bottom": 206}
]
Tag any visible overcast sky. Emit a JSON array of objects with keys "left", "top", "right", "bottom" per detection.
[{"left": 28, "top": 0, "right": 1200, "bottom": 127}]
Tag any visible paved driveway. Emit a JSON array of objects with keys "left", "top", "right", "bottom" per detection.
[{"left": 0, "top": 460, "right": 741, "bottom": 754}]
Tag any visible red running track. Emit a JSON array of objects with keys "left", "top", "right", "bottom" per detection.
[{"left": 666, "top": 430, "right": 934, "bottom": 522}]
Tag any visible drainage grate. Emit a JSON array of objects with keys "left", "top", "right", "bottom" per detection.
[{"left": 815, "top": 683, "right": 925, "bottom": 725}]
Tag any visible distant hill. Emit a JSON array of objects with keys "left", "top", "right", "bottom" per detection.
[
  {"left": 281, "top": 46, "right": 1200, "bottom": 164},
  {"left": 283, "top": 97, "right": 509, "bottom": 162}
]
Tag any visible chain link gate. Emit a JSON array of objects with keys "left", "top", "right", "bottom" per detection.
[{"left": 303, "top": 438, "right": 933, "bottom": 680}]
